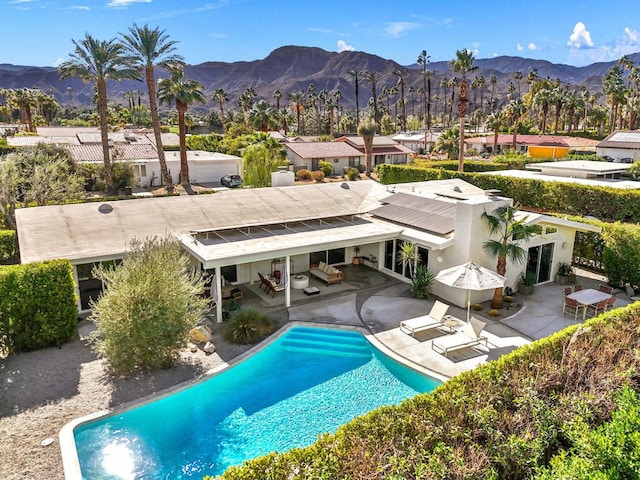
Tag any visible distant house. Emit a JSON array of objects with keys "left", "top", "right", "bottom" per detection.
[
  {"left": 335, "top": 135, "right": 413, "bottom": 166},
  {"left": 284, "top": 141, "right": 363, "bottom": 174},
  {"left": 391, "top": 132, "right": 440, "bottom": 153},
  {"left": 465, "top": 134, "right": 598, "bottom": 158},
  {"left": 596, "top": 131, "right": 640, "bottom": 162}
]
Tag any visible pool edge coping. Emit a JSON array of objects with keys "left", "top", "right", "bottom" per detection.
[{"left": 59, "top": 321, "right": 446, "bottom": 479}]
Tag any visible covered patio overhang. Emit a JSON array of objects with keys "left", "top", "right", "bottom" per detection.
[{"left": 179, "top": 217, "right": 404, "bottom": 322}]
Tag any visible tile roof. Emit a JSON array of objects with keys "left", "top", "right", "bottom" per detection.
[{"left": 64, "top": 144, "right": 159, "bottom": 162}]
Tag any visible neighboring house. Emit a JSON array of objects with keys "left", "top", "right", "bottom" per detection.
[
  {"left": 596, "top": 131, "right": 640, "bottom": 162},
  {"left": 6, "top": 126, "right": 236, "bottom": 186},
  {"left": 465, "top": 134, "right": 597, "bottom": 158},
  {"left": 392, "top": 132, "right": 440, "bottom": 153},
  {"left": 16, "top": 179, "right": 598, "bottom": 320},
  {"left": 284, "top": 141, "right": 363, "bottom": 174},
  {"left": 335, "top": 135, "right": 414, "bottom": 166}
]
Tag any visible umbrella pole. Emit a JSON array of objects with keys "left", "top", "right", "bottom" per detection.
[{"left": 467, "top": 289, "right": 471, "bottom": 323}]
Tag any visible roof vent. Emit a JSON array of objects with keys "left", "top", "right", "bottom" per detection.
[
  {"left": 453, "top": 186, "right": 462, "bottom": 192},
  {"left": 485, "top": 189, "right": 501, "bottom": 197},
  {"left": 340, "top": 182, "right": 350, "bottom": 190}
]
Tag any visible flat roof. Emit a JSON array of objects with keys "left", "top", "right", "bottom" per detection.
[
  {"left": 479, "top": 169, "right": 640, "bottom": 190},
  {"left": 526, "top": 160, "right": 631, "bottom": 174}
]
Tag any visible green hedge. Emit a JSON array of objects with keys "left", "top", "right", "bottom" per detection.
[
  {"left": 0, "top": 229, "right": 17, "bottom": 261},
  {"left": 0, "top": 260, "right": 78, "bottom": 352},
  {"left": 377, "top": 164, "right": 640, "bottom": 222},
  {"left": 222, "top": 303, "right": 640, "bottom": 479}
]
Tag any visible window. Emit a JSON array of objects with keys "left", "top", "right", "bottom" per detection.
[
  {"left": 133, "top": 164, "right": 147, "bottom": 179},
  {"left": 310, "top": 248, "right": 345, "bottom": 266},
  {"left": 348, "top": 157, "right": 361, "bottom": 167},
  {"left": 384, "top": 240, "right": 429, "bottom": 278}
]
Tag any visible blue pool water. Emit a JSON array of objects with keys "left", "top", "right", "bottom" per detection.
[{"left": 74, "top": 326, "right": 441, "bottom": 478}]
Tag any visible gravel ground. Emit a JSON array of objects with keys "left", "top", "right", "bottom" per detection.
[{"left": 0, "top": 318, "right": 270, "bottom": 480}]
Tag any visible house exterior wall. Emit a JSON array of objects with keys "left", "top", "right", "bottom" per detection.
[
  {"left": 286, "top": 151, "right": 362, "bottom": 174},
  {"left": 596, "top": 146, "right": 640, "bottom": 162},
  {"left": 528, "top": 146, "right": 570, "bottom": 158},
  {"left": 133, "top": 156, "right": 242, "bottom": 186}
]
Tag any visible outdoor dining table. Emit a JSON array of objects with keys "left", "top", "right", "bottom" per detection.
[{"left": 566, "top": 288, "right": 612, "bottom": 320}]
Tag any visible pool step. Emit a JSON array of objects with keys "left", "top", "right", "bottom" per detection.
[{"left": 282, "top": 329, "right": 371, "bottom": 359}]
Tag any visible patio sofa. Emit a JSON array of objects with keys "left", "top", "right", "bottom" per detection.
[{"left": 309, "top": 261, "right": 343, "bottom": 285}]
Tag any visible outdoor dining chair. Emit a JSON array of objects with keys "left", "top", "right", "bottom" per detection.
[
  {"left": 598, "top": 284, "right": 613, "bottom": 294},
  {"left": 587, "top": 299, "right": 609, "bottom": 317},
  {"left": 562, "top": 296, "right": 582, "bottom": 321},
  {"left": 573, "top": 284, "right": 583, "bottom": 292},
  {"left": 563, "top": 287, "right": 572, "bottom": 296}
]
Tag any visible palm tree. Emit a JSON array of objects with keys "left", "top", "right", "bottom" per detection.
[
  {"left": 550, "top": 84, "right": 568, "bottom": 134},
  {"left": 364, "top": 71, "right": 381, "bottom": 130},
  {"left": 249, "top": 100, "right": 274, "bottom": 132},
  {"left": 434, "top": 126, "right": 459, "bottom": 159},
  {"left": 482, "top": 205, "right": 537, "bottom": 308},
  {"left": 485, "top": 110, "right": 505, "bottom": 155},
  {"left": 533, "top": 88, "right": 552, "bottom": 133},
  {"left": 357, "top": 119, "right": 376, "bottom": 174},
  {"left": 489, "top": 74, "right": 497, "bottom": 112},
  {"left": 603, "top": 65, "right": 626, "bottom": 133},
  {"left": 450, "top": 49, "right": 476, "bottom": 171},
  {"left": 348, "top": 69, "right": 362, "bottom": 127},
  {"left": 59, "top": 34, "right": 137, "bottom": 192},
  {"left": 121, "top": 23, "right": 184, "bottom": 194},
  {"left": 417, "top": 50, "right": 431, "bottom": 133},
  {"left": 157, "top": 68, "right": 205, "bottom": 188},
  {"left": 288, "top": 91, "right": 305, "bottom": 134},
  {"left": 66, "top": 86, "right": 74, "bottom": 108},
  {"left": 272, "top": 89, "right": 282, "bottom": 110},
  {"left": 211, "top": 88, "right": 228, "bottom": 133},
  {"left": 504, "top": 99, "right": 527, "bottom": 150},
  {"left": 393, "top": 68, "right": 408, "bottom": 131},
  {"left": 526, "top": 68, "right": 538, "bottom": 95},
  {"left": 513, "top": 70, "right": 523, "bottom": 98},
  {"left": 12, "top": 88, "right": 36, "bottom": 132}
]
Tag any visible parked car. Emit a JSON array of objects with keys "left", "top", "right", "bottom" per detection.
[{"left": 221, "top": 174, "right": 243, "bottom": 188}]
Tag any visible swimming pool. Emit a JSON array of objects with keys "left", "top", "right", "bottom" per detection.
[{"left": 69, "top": 326, "right": 441, "bottom": 478}]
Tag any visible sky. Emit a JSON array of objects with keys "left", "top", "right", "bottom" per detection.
[{"left": 3, "top": 0, "right": 640, "bottom": 69}]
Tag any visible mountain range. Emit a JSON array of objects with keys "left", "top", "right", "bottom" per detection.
[{"left": 1, "top": 45, "right": 639, "bottom": 111}]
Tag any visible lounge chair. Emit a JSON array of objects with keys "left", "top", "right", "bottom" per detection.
[
  {"left": 431, "top": 317, "right": 488, "bottom": 357},
  {"left": 263, "top": 277, "right": 286, "bottom": 297},
  {"left": 399, "top": 300, "right": 450, "bottom": 337}
]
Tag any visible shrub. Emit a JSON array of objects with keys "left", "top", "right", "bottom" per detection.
[
  {"left": 223, "top": 308, "right": 275, "bottom": 344},
  {"left": 0, "top": 260, "right": 77, "bottom": 353},
  {"left": 410, "top": 265, "right": 435, "bottom": 299},
  {"left": 472, "top": 303, "right": 483, "bottom": 311},
  {"left": 602, "top": 222, "right": 640, "bottom": 289},
  {"left": 310, "top": 170, "right": 325, "bottom": 182},
  {"left": 222, "top": 303, "right": 640, "bottom": 480},
  {"left": 318, "top": 161, "right": 333, "bottom": 178},
  {"left": 628, "top": 162, "right": 640, "bottom": 180},
  {"left": 89, "top": 236, "right": 209, "bottom": 376},
  {"left": 0, "top": 229, "right": 17, "bottom": 262},
  {"left": 488, "top": 309, "right": 500, "bottom": 316},
  {"left": 295, "top": 169, "right": 312, "bottom": 181},
  {"left": 346, "top": 167, "right": 359, "bottom": 181},
  {"left": 503, "top": 296, "right": 513, "bottom": 303}
]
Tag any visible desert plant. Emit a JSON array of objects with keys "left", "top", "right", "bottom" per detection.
[
  {"left": 346, "top": 167, "right": 359, "bottom": 181},
  {"left": 411, "top": 265, "right": 435, "bottom": 299},
  {"left": 472, "top": 303, "right": 483, "bottom": 311},
  {"left": 310, "top": 170, "right": 325, "bottom": 182},
  {"left": 557, "top": 262, "right": 573, "bottom": 276},
  {"left": 223, "top": 308, "right": 275, "bottom": 344},
  {"left": 90, "top": 236, "right": 209, "bottom": 376},
  {"left": 318, "top": 160, "right": 333, "bottom": 178},
  {"left": 488, "top": 309, "right": 500, "bottom": 316},
  {"left": 503, "top": 296, "right": 513, "bottom": 303},
  {"left": 628, "top": 162, "right": 640, "bottom": 180},
  {"left": 295, "top": 169, "right": 312, "bottom": 181},
  {"left": 520, "top": 272, "right": 537, "bottom": 286}
]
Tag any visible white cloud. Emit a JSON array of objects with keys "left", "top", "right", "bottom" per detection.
[
  {"left": 384, "top": 21, "right": 419, "bottom": 38},
  {"left": 68, "top": 5, "right": 90, "bottom": 10},
  {"left": 567, "top": 22, "right": 594, "bottom": 49},
  {"left": 528, "top": 42, "right": 538, "bottom": 51},
  {"left": 52, "top": 58, "right": 65, "bottom": 67},
  {"left": 516, "top": 43, "right": 524, "bottom": 51},
  {"left": 107, "top": 0, "right": 151, "bottom": 8},
  {"left": 337, "top": 39, "right": 355, "bottom": 52}
]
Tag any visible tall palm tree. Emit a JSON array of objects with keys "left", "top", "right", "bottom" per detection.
[
  {"left": 211, "top": 88, "right": 228, "bottom": 133},
  {"left": 450, "top": 49, "right": 476, "bottom": 171},
  {"left": 157, "top": 68, "right": 205, "bottom": 188},
  {"left": 533, "top": 88, "right": 552, "bottom": 133},
  {"left": 513, "top": 70, "right": 523, "bottom": 98},
  {"left": 504, "top": 98, "right": 527, "bottom": 150},
  {"left": 550, "top": 84, "right": 568, "bottom": 134},
  {"left": 364, "top": 71, "right": 381, "bottom": 130},
  {"left": 489, "top": 74, "right": 497, "bottom": 112},
  {"left": 288, "top": 91, "right": 305, "bottom": 134},
  {"left": 417, "top": 50, "right": 431, "bottom": 133},
  {"left": 348, "top": 69, "right": 362, "bottom": 127},
  {"left": 357, "top": 119, "right": 376, "bottom": 174},
  {"left": 66, "top": 86, "right": 74, "bottom": 108},
  {"left": 485, "top": 110, "right": 505, "bottom": 155},
  {"left": 59, "top": 34, "right": 137, "bottom": 192},
  {"left": 249, "top": 100, "right": 274, "bottom": 132},
  {"left": 12, "top": 88, "right": 36, "bottom": 133},
  {"left": 392, "top": 68, "right": 408, "bottom": 131},
  {"left": 272, "top": 89, "right": 282, "bottom": 110},
  {"left": 482, "top": 205, "right": 537, "bottom": 308},
  {"left": 121, "top": 23, "right": 184, "bottom": 194}
]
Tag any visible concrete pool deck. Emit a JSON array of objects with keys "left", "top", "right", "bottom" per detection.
[{"left": 279, "top": 267, "right": 635, "bottom": 380}]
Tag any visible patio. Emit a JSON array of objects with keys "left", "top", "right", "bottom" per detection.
[{"left": 210, "top": 266, "right": 635, "bottom": 380}]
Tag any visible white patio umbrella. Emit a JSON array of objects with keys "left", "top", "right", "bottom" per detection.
[{"left": 434, "top": 261, "right": 506, "bottom": 322}]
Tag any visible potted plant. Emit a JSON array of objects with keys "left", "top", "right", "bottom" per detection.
[
  {"left": 352, "top": 246, "right": 361, "bottom": 265},
  {"left": 555, "top": 262, "right": 573, "bottom": 284},
  {"left": 518, "top": 272, "right": 536, "bottom": 295}
]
